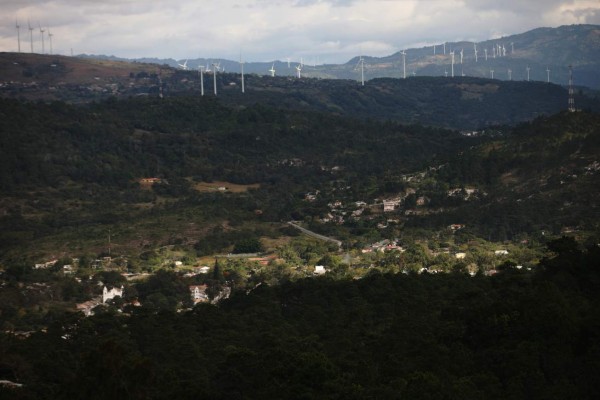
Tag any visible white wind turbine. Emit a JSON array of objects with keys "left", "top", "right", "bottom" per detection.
[
  {"left": 239, "top": 53, "right": 245, "bottom": 94},
  {"left": 15, "top": 19, "right": 21, "bottom": 53},
  {"left": 433, "top": 44, "right": 436, "bottom": 55},
  {"left": 28, "top": 21, "right": 34, "bottom": 53},
  {"left": 199, "top": 65, "right": 205, "bottom": 96},
  {"left": 450, "top": 50, "right": 455, "bottom": 77},
  {"left": 474, "top": 43, "right": 478, "bottom": 63},
  {"left": 444, "top": 69, "right": 448, "bottom": 77},
  {"left": 443, "top": 42, "right": 446, "bottom": 55},
  {"left": 401, "top": 50, "right": 406, "bottom": 79},
  {"left": 508, "top": 68, "right": 512, "bottom": 81},
  {"left": 484, "top": 48, "right": 488, "bottom": 61},
  {"left": 511, "top": 42, "right": 514, "bottom": 54},
  {"left": 47, "top": 27, "right": 53, "bottom": 55},
  {"left": 269, "top": 63, "right": 276, "bottom": 77},
  {"left": 526, "top": 65, "right": 530, "bottom": 82},
  {"left": 295, "top": 63, "right": 302, "bottom": 78},
  {"left": 460, "top": 48, "right": 464, "bottom": 64},
  {"left": 356, "top": 56, "right": 365, "bottom": 86},
  {"left": 178, "top": 59, "right": 189, "bottom": 70},
  {"left": 490, "top": 69, "right": 494, "bottom": 79},
  {"left": 546, "top": 67, "right": 550, "bottom": 83},
  {"left": 38, "top": 22, "right": 45, "bottom": 54},
  {"left": 212, "top": 61, "right": 219, "bottom": 95}
]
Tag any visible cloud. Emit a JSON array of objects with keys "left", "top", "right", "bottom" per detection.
[{"left": 0, "top": 0, "right": 598, "bottom": 62}]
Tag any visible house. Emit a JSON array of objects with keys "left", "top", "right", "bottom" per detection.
[
  {"left": 383, "top": 200, "right": 396, "bottom": 212},
  {"left": 103, "top": 285, "right": 124, "bottom": 303},
  {"left": 314, "top": 265, "right": 326, "bottom": 275},
  {"left": 455, "top": 252, "right": 467, "bottom": 259},
  {"left": 189, "top": 285, "right": 209, "bottom": 303},
  {"left": 494, "top": 250, "right": 509, "bottom": 256}
]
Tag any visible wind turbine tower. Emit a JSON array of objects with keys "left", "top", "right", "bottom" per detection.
[
  {"left": 39, "top": 23, "right": 45, "bottom": 54},
  {"left": 490, "top": 69, "right": 494, "bottom": 79},
  {"left": 356, "top": 56, "right": 365, "bottom": 86},
  {"left": 450, "top": 50, "right": 455, "bottom": 78},
  {"left": 295, "top": 63, "right": 302, "bottom": 79},
  {"left": 433, "top": 44, "right": 436, "bottom": 55},
  {"left": 511, "top": 42, "right": 514, "bottom": 54},
  {"left": 443, "top": 42, "right": 446, "bottom": 55},
  {"left": 269, "top": 63, "right": 276, "bottom": 77},
  {"left": 568, "top": 65, "right": 575, "bottom": 112},
  {"left": 239, "top": 54, "right": 245, "bottom": 94},
  {"left": 28, "top": 21, "right": 34, "bottom": 53},
  {"left": 460, "top": 48, "right": 464, "bottom": 64},
  {"left": 47, "top": 27, "right": 53, "bottom": 55},
  {"left": 484, "top": 48, "right": 488, "bottom": 61},
  {"left": 526, "top": 65, "right": 530, "bottom": 82},
  {"left": 508, "top": 68, "right": 512, "bottom": 81},
  {"left": 546, "top": 67, "right": 550, "bottom": 83},
  {"left": 474, "top": 43, "right": 478, "bottom": 62},
  {"left": 199, "top": 66, "right": 205, "bottom": 96},
  {"left": 212, "top": 62, "right": 219, "bottom": 95},
  {"left": 15, "top": 19, "right": 21, "bottom": 53},
  {"left": 401, "top": 50, "right": 406, "bottom": 79}
]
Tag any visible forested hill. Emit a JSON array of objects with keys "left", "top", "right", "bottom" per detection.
[
  {"left": 2, "top": 52, "right": 600, "bottom": 130},
  {"left": 2, "top": 240, "right": 600, "bottom": 399}
]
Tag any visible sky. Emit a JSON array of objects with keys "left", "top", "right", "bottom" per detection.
[{"left": 1, "top": 0, "right": 599, "bottom": 64}]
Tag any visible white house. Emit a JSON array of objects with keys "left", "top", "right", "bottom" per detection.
[
  {"left": 494, "top": 250, "right": 509, "bottom": 256},
  {"left": 314, "top": 265, "right": 326, "bottom": 275},
  {"left": 189, "top": 285, "right": 209, "bottom": 303},
  {"left": 102, "top": 285, "right": 124, "bottom": 303}
]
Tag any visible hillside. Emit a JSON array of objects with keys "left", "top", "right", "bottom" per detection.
[
  {"left": 0, "top": 94, "right": 598, "bottom": 264},
  {"left": 79, "top": 24, "right": 600, "bottom": 89},
  {"left": 1, "top": 52, "right": 599, "bottom": 130}
]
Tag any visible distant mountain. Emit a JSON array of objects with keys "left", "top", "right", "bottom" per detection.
[{"left": 78, "top": 24, "right": 600, "bottom": 89}]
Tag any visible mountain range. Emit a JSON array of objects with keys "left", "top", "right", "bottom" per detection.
[{"left": 78, "top": 24, "right": 600, "bottom": 89}]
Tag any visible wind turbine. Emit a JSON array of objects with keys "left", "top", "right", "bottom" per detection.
[
  {"left": 460, "top": 48, "right": 464, "bottom": 64},
  {"left": 28, "top": 21, "right": 34, "bottom": 53},
  {"left": 433, "top": 44, "right": 436, "bottom": 55},
  {"left": 286, "top": 57, "right": 291, "bottom": 68},
  {"left": 546, "top": 67, "right": 550, "bottom": 83},
  {"left": 38, "top": 22, "right": 45, "bottom": 54},
  {"left": 444, "top": 69, "right": 448, "bottom": 77},
  {"left": 508, "top": 68, "right": 512, "bottom": 81},
  {"left": 484, "top": 48, "right": 488, "bottom": 61},
  {"left": 47, "top": 27, "right": 53, "bottom": 55},
  {"left": 356, "top": 56, "right": 365, "bottom": 86},
  {"left": 401, "top": 50, "right": 406, "bottom": 79},
  {"left": 15, "top": 19, "right": 21, "bottom": 53},
  {"left": 490, "top": 69, "right": 494, "bottom": 79},
  {"left": 526, "top": 65, "right": 530, "bottom": 82},
  {"left": 492, "top": 46, "right": 496, "bottom": 58},
  {"left": 450, "top": 50, "right": 455, "bottom": 78},
  {"left": 443, "top": 42, "right": 446, "bottom": 55},
  {"left": 239, "top": 53, "right": 245, "bottom": 94},
  {"left": 295, "top": 63, "right": 302, "bottom": 78},
  {"left": 178, "top": 60, "right": 189, "bottom": 70},
  {"left": 511, "top": 42, "right": 514, "bottom": 54},
  {"left": 474, "top": 43, "right": 478, "bottom": 63},
  {"left": 212, "top": 61, "right": 219, "bottom": 95},
  {"left": 199, "top": 65, "right": 205, "bottom": 96},
  {"left": 502, "top": 44, "right": 506, "bottom": 57},
  {"left": 269, "top": 63, "right": 276, "bottom": 77}
]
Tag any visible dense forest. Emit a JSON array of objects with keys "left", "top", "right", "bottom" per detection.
[
  {"left": 0, "top": 95, "right": 599, "bottom": 264},
  {"left": 1, "top": 237, "right": 599, "bottom": 399}
]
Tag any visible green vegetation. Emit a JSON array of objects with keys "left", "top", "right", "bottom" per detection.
[{"left": 1, "top": 239, "right": 599, "bottom": 399}]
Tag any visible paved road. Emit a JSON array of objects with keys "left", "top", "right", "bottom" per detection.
[{"left": 287, "top": 221, "right": 342, "bottom": 248}]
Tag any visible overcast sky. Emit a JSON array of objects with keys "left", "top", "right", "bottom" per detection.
[{"left": 1, "top": 0, "right": 599, "bottom": 63}]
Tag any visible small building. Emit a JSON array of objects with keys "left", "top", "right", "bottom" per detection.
[
  {"left": 455, "top": 252, "right": 467, "bottom": 259},
  {"left": 494, "top": 250, "right": 509, "bottom": 256},
  {"left": 314, "top": 265, "right": 326, "bottom": 275},
  {"left": 103, "top": 285, "right": 124, "bottom": 303},
  {"left": 190, "top": 285, "right": 209, "bottom": 303}
]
